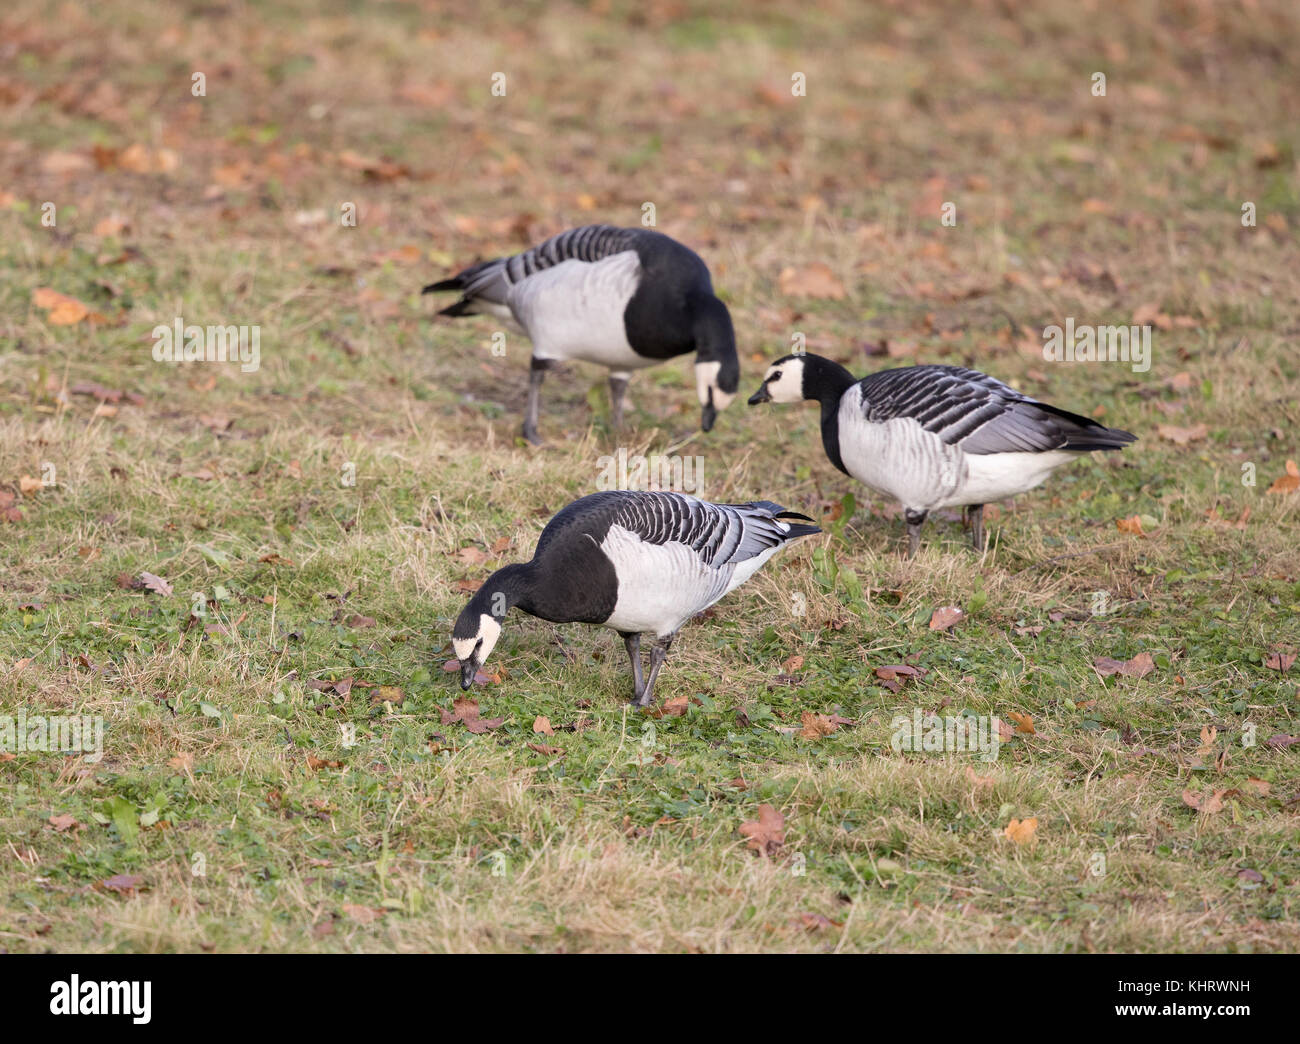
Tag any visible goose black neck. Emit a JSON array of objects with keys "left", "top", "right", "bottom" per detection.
[
  {"left": 692, "top": 295, "right": 739, "bottom": 385},
  {"left": 804, "top": 356, "right": 856, "bottom": 475},
  {"left": 461, "top": 562, "right": 534, "bottom": 625}
]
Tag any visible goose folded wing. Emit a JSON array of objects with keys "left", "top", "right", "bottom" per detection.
[
  {"left": 857, "top": 366, "right": 1123, "bottom": 454},
  {"left": 457, "top": 225, "right": 639, "bottom": 303},
  {"left": 612, "top": 494, "right": 813, "bottom": 568}
]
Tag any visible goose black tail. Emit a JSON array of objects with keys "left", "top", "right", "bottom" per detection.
[
  {"left": 421, "top": 277, "right": 464, "bottom": 295},
  {"left": 436, "top": 298, "right": 477, "bottom": 318},
  {"left": 1033, "top": 402, "right": 1139, "bottom": 451}
]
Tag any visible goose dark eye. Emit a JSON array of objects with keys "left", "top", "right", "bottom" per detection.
[{"left": 771, "top": 370, "right": 782, "bottom": 381}]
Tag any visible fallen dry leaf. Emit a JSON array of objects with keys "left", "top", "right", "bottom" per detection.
[
  {"left": 47, "top": 814, "right": 80, "bottom": 832},
  {"left": 101, "top": 873, "right": 144, "bottom": 895},
  {"left": 1157, "top": 423, "right": 1208, "bottom": 446},
  {"left": 1007, "top": 711, "right": 1035, "bottom": 735},
  {"left": 1182, "top": 788, "right": 1225, "bottom": 815},
  {"left": 439, "top": 696, "right": 505, "bottom": 733},
  {"left": 341, "top": 903, "right": 384, "bottom": 924},
  {"left": 739, "top": 804, "right": 785, "bottom": 857},
  {"left": 139, "top": 572, "right": 173, "bottom": 597},
  {"left": 19, "top": 475, "right": 43, "bottom": 496},
  {"left": 118, "top": 144, "right": 178, "bottom": 174},
  {"left": 33, "top": 287, "right": 105, "bottom": 325},
  {"left": 1003, "top": 817, "right": 1038, "bottom": 845},
  {"left": 1266, "top": 460, "right": 1300, "bottom": 494},
  {"left": 929, "top": 605, "right": 965, "bottom": 631},
  {"left": 1094, "top": 652, "right": 1156, "bottom": 679},
  {"left": 532, "top": 715, "right": 554, "bottom": 735},
  {"left": 797, "top": 711, "right": 840, "bottom": 740},
  {"left": 1263, "top": 651, "right": 1295, "bottom": 672},
  {"left": 1116, "top": 515, "right": 1147, "bottom": 536},
  {"left": 778, "top": 262, "right": 845, "bottom": 300}
]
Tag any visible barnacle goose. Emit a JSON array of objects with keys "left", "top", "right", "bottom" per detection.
[
  {"left": 451, "top": 491, "right": 819, "bottom": 707},
  {"left": 423, "top": 225, "right": 741, "bottom": 444},
  {"left": 747, "top": 353, "right": 1136, "bottom": 555}
]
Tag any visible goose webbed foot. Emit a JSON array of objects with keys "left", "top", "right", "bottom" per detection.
[
  {"left": 904, "top": 508, "right": 928, "bottom": 558},
  {"left": 630, "top": 635, "right": 674, "bottom": 708}
]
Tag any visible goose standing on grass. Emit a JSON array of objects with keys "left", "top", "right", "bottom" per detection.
[
  {"left": 451, "top": 491, "right": 819, "bottom": 708},
  {"left": 747, "top": 353, "right": 1136, "bottom": 555},
  {"left": 423, "top": 225, "right": 741, "bottom": 444}
]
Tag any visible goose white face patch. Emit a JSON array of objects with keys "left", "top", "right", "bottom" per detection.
[
  {"left": 695, "top": 361, "right": 735, "bottom": 409},
  {"left": 761, "top": 357, "right": 805, "bottom": 403},
  {"left": 453, "top": 614, "right": 501, "bottom": 666}
]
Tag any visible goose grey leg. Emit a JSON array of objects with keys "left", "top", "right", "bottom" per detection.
[
  {"left": 608, "top": 373, "right": 630, "bottom": 433},
  {"left": 633, "top": 635, "right": 674, "bottom": 708},
  {"left": 620, "top": 631, "right": 644, "bottom": 701},
  {"left": 523, "top": 357, "right": 550, "bottom": 445},
  {"left": 966, "top": 504, "right": 985, "bottom": 551},
  {"left": 904, "top": 508, "right": 928, "bottom": 558}
]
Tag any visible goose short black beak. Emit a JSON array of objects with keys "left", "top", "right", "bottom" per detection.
[
  {"left": 459, "top": 660, "right": 476, "bottom": 690},
  {"left": 747, "top": 384, "right": 771, "bottom": 406},
  {"left": 700, "top": 402, "right": 717, "bottom": 432}
]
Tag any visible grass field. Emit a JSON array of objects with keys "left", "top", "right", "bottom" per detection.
[{"left": 2, "top": 0, "right": 1298, "bottom": 953}]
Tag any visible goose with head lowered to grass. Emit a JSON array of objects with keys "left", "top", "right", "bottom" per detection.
[
  {"left": 451, "top": 491, "right": 819, "bottom": 708},
  {"left": 747, "top": 353, "right": 1136, "bottom": 555},
  {"left": 423, "top": 225, "right": 740, "bottom": 444}
]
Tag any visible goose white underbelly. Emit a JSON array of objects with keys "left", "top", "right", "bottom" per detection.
[
  {"left": 958, "top": 450, "right": 1078, "bottom": 505},
  {"left": 598, "top": 525, "right": 776, "bottom": 636},
  {"left": 509, "top": 253, "right": 655, "bottom": 371},
  {"left": 837, "top": 401, "right": 1079, "bottom": 511}
]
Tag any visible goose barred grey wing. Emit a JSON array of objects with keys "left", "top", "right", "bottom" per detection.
[
  {"left": 611, "top": 492, "right": 817, "bottom": 567},
  {"left": 855, "top": 365, "right": 1135, "bottom": 455},
  {"left": 425, "top": 225, "right": 639, "bottom": 308}
]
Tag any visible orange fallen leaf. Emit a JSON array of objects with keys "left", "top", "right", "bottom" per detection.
[
  {"left": 33, "top": 287, "right": 103, "bottom": 326},
  {"left": 1007, "top": 711, "right": 1035, "bottom": 735},
  {"left": 929, "top": 605, "right": 965, "bottom": 631},
  {"left": 532, "top": 715, "right": 554, "bottom": 736},
  {"left": 1266, "top": 460, "right": 1299, "bottom": 494},
  {"left": 1264, "top": 651, "right": 1296, "bottom": 673},
  {"left": 1003, "top": 817, "right": 1038, "bottom": 844},
  {"left": 1182, "top": 788, "right": 1225, "bottom": 814},
  {"left": 1093, "top": 652, "right": 1156, "bottom": 679},
  {"left": 778, "top": 262, "right": 845, "bottom": 300},
  {"left": 738, "top": 804, "right": 785, "bottom": 856},
  {"left": 1116, "top": 515, "right": 1146, "bottom": 536},
  {"left": 1157, "top": 423, "right": 1208, "bottom": 446},
  {"left": 118, "top": 144, "right": 179, "bottom": 174},
  {"left": 797, "top": 711, "right": 839, "bottom": 739}
]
